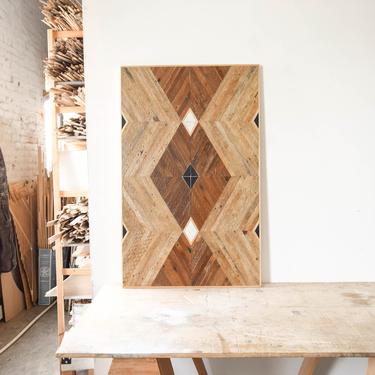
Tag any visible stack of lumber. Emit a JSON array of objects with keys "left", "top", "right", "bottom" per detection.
[
  {"left": 9, "top": 181, "right": 38, "bottom": 307},
  {"left": 37, "top": 147, "right": 54, "bottom": 249},
  {"left": 71, "top": 245, "right": 90, "bottom": 268},
  {"left": 40, "top": 0, "right": 82, "bottom": 31},
  {"left": 45, "top": 38, "right": 84, "bottom": 82},
  {"left": 59, "top": 114, "right": 86, "bottom": 137},
  {"left": 52, "top": 84, "right": 85, "bottom": 107},
  {"left": 48, "top": 198, "right": 89, "bottom": 244}
]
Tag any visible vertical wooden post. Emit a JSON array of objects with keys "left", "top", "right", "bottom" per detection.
[
  {"left": 298, "top": 358, "right": 319, "bottom": 375},
  {"left": 47, "top": 28, "right": 65, "bottom": 345}
]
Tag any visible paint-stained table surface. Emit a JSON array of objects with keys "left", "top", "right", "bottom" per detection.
[{"left": 57, "top": 283, "right": 375, "bottom": 359}]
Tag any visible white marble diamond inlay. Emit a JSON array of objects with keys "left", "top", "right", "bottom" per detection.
[
  {"left": 182, "top": 108, "right": 198, "bottom": 136},
  {"left": 183, "top": 217, "right": 199, "bottom": 245}
]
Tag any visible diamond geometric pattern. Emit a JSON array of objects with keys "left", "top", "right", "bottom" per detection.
[
  {"left": 182, "top": 165, "right": 199, "bottom": 189},
  {"left": 183, "top": 217, "right": 199, "bottom": 245},
  {"left": 182, "top": 108, "right": 199, "bottom": 136},
  {"left": 122, "top": 65, "right": 260, "bottom": 286}
]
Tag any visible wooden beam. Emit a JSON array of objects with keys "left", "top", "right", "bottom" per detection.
[
  {"left": 56, "top": 105, "right": 85, "bottom": 114},
  {"left": 157, "top": 359, "right": 174, "bottom": 375},
  {"left": 368, "top": 358, "right": 375, "bottom": 375},
  {"left": 60, "top": 190, "right": 88, "bottom": 198},
  {"left": 192, "top": 358, "right": 208, "bottom": 375},
  {"left": 109, "top": 358, "right": 160, "bottom": 374},
  {"left": 298, "top": 358, "right": 319, "bottom": 375},
  {"left": 52, "top": 30, "right": 83, "bottom": 39},
  {"left": 62, "top": 268, "right": 90, "bottom": 276}
]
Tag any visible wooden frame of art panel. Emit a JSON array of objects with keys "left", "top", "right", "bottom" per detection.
[{"left": 121, "top": 65, "right": 260, "bottom": 287}]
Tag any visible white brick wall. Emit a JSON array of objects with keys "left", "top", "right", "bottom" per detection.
[{"left": 0, "top": 0, "right": 46, "bottom": 182}]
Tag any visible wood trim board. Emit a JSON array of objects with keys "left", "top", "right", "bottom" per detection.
[{"left": 121, "top": 65, "right": 260, "bottom": 287}]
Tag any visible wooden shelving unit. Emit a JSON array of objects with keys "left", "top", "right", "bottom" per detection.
[
  {"left": 46, "top": 275, "right": 92, "bottom": 300},
  {"left": 46, "top": 28, "right": 92, "bottom": 374}
]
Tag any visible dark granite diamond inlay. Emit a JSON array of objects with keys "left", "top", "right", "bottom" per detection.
[
  {"left": 182, "top": 164, "right": 199, "bottom": 188},
  {"left": 255, "top": 224, "right": 260, "bottom": 238},
  {"left": 254, "top": 113, "right": 259, "bottom": 128}
]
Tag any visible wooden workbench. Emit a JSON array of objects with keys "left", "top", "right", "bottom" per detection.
[{"left": 57, "top": 283, "right": 375, "bottom": 374}]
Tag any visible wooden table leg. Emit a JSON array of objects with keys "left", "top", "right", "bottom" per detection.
[
  {"left": 298, "top": 358, "right": 320, "bottom": 375},
  {"left": 367, "top": 358, "right": 375, "bottom": 375},
  {"left": 193, "top": 358, "right": 208, "bottom": 375},
  {"left": 157, "top": 358, "right": 175, "bottom": 375}
]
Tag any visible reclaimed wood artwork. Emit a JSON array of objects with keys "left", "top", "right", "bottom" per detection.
[{"left": 121, "top": 65, "right": 260, "bottom": 287}]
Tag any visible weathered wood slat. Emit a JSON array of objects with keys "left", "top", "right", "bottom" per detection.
[{"left": 57, "top": 283, "right": 375, "bottom": 359}]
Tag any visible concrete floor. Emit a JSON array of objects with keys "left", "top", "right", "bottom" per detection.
[{"left": 0, "top": 305, "right": 60, "bottom": 375}]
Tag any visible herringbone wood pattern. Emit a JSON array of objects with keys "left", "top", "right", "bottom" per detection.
[{"left": 122, "top": 65, "right": 260, "bottom": 286}]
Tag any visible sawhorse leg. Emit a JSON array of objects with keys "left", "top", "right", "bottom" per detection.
[
  {"left": 109, "top": 357, "right": 208, "bottom": 375},
  {"left": 368, "top": 358, "right": 375, "bottom": 375},
  {"left": 193, "top": 358, "right": 208, "bottom": 375},
  {"left": 298, "top": 358, "right": 320, "bottom": 375}
]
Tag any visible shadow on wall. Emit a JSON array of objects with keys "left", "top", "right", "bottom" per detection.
[{"left": 259, "top": 66, "right": 271, "bottom": 283}]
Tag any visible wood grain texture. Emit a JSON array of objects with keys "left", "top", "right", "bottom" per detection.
[
  {"left": 109, "top": 358, "right": 160, "bottom": 374},
  {"left": 156, "top": 358, "right": 175, "bottom": 375},
  {"left": 368, "top": 358, "right": 375, "bottom": 375},
  {"left": 193, "top": 359, "right": 208, "bottom": 375},
  {"left": 57, "top": 283, "right": 375, "bottom": 359},
  {"left": 153, "top": 235, "right": 229, "bottom": 286},
  {"left": 122, "top": 177, "right": 181, "bottom": 286},
  {"left": 200, "top": 65, "right": 259, "bottom": 177},
  {"left": 121, "top": 67, "right": 180, "bottom": 177},
  {"left": 122, "top": 65, "right": 260, "bottom": 286},
  {"left": 298, "top": 358, "right": 319, "bottom": 375}
]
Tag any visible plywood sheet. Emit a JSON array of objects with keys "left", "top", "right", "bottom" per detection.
[
  {"left": 121, "top": 65, "right": 260, "bottom": 286},
  {"left": 57, "top": 283, "right": 375, "bottom": 358}
]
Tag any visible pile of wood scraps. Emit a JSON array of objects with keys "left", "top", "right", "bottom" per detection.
[
  {"left": 45, "top": 38, "right": 84, "bottom": 82},
  {"left": 59, "top": 114, "right": 86, "bottom": 138},
  {"left": 48, "top": 198, "right": 89, "bottom": 245},
  {"left": 52, "top": 84, "right": 85, "bottom": 107},
  {"left": 8, "top": 181, "right": 38, "bottom": 308},
  {"left": 40, "top": 0, "right": 82, "bottom": 31},
  {"left": 71, "top": 245, "right": 90, "bottom": 269}
]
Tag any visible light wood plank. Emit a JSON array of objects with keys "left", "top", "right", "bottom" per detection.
[
  {"left": 52, "top": 30, "right": 83, "bottom": 39},
  {"left": 45, "top": 275, "right": 92, "bottom": 299},
  {"left": 122, "top": 177, "right": 181, "bottom": 285},
  {"left": 109, "top": 358, "right": 160, "bottom": 374},
  {"left": 60, "top": 190, "right": 88, "bottom": 198},
  {"left": 62, "top": 268, "right": 90, "bottom": 276},
  {"left": 56, "top": 105, "right": 85, "bottom": 114},
  {"left": 368, "top": 358, "right": 375, "bottom": 375},
  {"left": 57, "top": 283, "right": 375, "bottom": 359},
  {"left": 298, "top": 358, "right": 319, "bottom": 375}
]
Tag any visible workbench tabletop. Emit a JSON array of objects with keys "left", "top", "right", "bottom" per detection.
[{"left": 57, "top": 283, "right": 375, "bottom": 359}]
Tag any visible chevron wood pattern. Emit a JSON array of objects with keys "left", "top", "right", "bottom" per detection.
[{"left": 122, "top": 65, "right": 260, "bottom": 286}]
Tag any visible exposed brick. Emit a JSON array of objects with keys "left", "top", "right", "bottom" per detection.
[{"left": 0, "top": 0, "right": 46, "bottom": 182}]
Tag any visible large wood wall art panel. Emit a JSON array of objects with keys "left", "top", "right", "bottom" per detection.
[{"left": 121, "top": 65, "right": 260, "bottom": 287}]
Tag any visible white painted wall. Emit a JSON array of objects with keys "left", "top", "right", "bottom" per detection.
[{"left": 82, "top": 0, "right": 375, "bottom": 373}]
